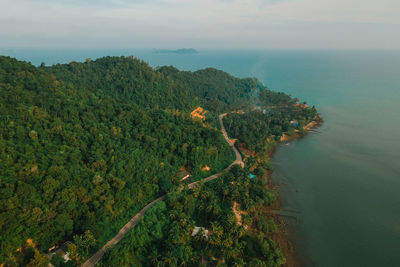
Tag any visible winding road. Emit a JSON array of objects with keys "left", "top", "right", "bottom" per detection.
[{"left": 81, "top": 113, "right": 243, "bottom": 267}]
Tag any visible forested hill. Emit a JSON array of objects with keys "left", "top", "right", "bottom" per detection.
[
  {"left": 156, "top": 66, "right": 260, "bottom": 112},
  {"left": 44, "top": 56, "right": 260, "bottom": 112},
  {"left": 0, "top": 55, "right": 259, "bottom": 265},
  {"left": 0, "top": 55, "right": 318, "bottom": 266}
]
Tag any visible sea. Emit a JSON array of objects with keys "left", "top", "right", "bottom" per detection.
[{"left": 2, "top": 48, "right": 400, "bottom": 266}]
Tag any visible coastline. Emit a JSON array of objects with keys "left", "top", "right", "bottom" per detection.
[
  {"left": 239, "top": 115, "right": 323, "bottom": 267},
  {"left": 272, "top": 116, "right": 323, "bottom": 267}
]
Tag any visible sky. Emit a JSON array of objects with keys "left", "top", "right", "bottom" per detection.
[{"left": 0, "top": 0, "right": 399, "bottom": 49}]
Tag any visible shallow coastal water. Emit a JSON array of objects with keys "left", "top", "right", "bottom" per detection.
[{"left": 2, "top": 49, "right": 400, "bottom": 266}]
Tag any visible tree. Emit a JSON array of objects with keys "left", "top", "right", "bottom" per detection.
[
  {"left": 67, "top": 243, "right": 80, "bottom": 264},
  {"left": 73, "top": 230, "right": 97, "bottom": 257},
  {"left": 27, "top": 249, "right": 49, "bottom": 267}
]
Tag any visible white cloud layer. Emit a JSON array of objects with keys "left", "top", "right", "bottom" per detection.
[{"left": 0, "top": 0, "right": 399, "bottom": 49}]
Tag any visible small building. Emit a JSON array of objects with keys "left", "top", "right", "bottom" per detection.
[
  {"left": 190, "top": 107, "right": 207, "bottom": 121},
  {"left": 249, "top": 174, "right": 256, "bottom": 179},
  {"left": 48, "top": 242, "right": 71, "bottom": 263},
  {"left": 290, "top": 120, "right": 299, "bottom": 127},
  {"left": 201, "top": 165, "right": 211, "bottom": 172},
  {"left": 191, "top": 226, "right": 209, "bottom": 240},
  {"left": 295, "top": 103, "right": 310, "bottom": 109}
]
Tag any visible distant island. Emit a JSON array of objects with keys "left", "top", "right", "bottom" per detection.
[
  {"left": 153, "top": 48, "right": 198, "bottom": 54},
  {"left": 0, "top": 49, "right": 14, "bottom": 53}
]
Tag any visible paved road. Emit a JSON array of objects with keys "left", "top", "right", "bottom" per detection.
[
  {"left": 80, "top": 196, "right": 164, "bottom": 267},
  {"left": 81, "top": 112, "right": 243, "bottom": 267}
]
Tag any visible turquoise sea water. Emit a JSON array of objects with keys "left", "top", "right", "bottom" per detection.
[{"left": 2, "top": 49, "right": 400, "bottom": 266}]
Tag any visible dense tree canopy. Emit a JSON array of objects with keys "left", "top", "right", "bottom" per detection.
[
  {"left": 101, "top": 166, "right": 284, "bottom": 267},
  {"left": 0, "top": 56, "right": 241, "bottom": 264},
  {"left": 0, "top": 55, "right": 317, "bottom": 266}
]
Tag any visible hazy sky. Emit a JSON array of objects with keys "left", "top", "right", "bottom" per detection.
[{"left": 1, "top": 0, "right": 399, "bottom": 49}]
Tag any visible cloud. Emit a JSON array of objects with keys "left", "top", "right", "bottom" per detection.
[{"left": 0, "top": 0, "right": 399, "bottom": 49}]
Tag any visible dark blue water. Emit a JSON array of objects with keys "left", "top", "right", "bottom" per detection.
[{"left": 2, "top": 48, "right": 400, "bottom": 266}]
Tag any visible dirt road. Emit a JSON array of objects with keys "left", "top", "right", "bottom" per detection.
[{"left": 81, "top": 112, "right": 243, "bottom": 267}]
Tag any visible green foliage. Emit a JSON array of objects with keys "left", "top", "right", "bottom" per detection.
[
  {"left": 0, "top": 56, "right": 247, "bottom": 264},
  {"left": 27, "top": 249, "right": 50, "bottom": 267},
  {"left": 260, "top": 157, "right": 273, "bottom": 171},
  {"left": 101, "top": 166, "right": 283, "bottom": 266},
  {"left": 157, "top": 66, "right": 259, "bottom": 113},
  {"left": 50, "top": 254, "right": 74, "bottom": 267},
  {"left": 259, "top": 89, "right": 293, "bottom": 107},
  {"left": 44, "top": 57, "right": 260, "bottom": 113},
  {"left": 0, "top": 55, "right": 314, "bottom": 266},
  {"left": 243, "top": 235, "right": 285, "bottom": 267},
  {"left": 72, "top": 230, "right": 96, "bottom": 258},
  {"left": 255, "top": 166, "right": 266, "bottom": 177},
  {"left": 256, "top": 218, "right": 278, "bottom": 233},
  {"left": 101, "top": 201, "right": 171, "bottom": 266},
  {"left": 225, "top": 104, "right": 317, "bottom": 151},
  {"left": 224, "top": 112, "right": 272, "bottom": 151},
  {"left": 43, "top": 57, "right": 195, "bottom": 111}
]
